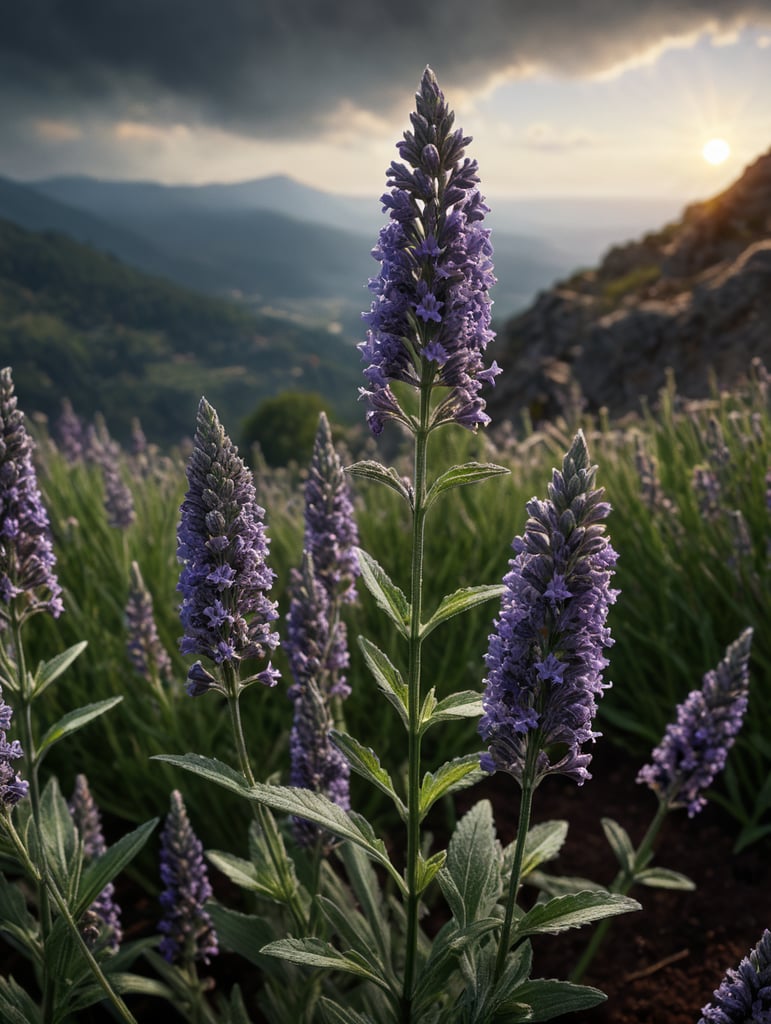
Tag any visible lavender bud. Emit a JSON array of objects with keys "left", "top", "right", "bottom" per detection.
[
  {"left": 479, "top": 431, "right": 619, "bottom": 787},
  {"left": 69, "top": 774, "right": 122, "bottom": 951},
  {"left": 55, "top": 398, "right": 85, "bottom": 463},
  {"left": 359, "top": 67, "right": 499, "bottom": 435},
  {"left": 158, "top": 790, "right": 218, "bottom": 966},
  {"left": 85, "top": 415, "right": 135, "bottom": 529},
  {"left": 0, "top": 367, "right": 63, "bottom": 624},
  {"left": 637, "top": 629, "right": 753, "bottom": 816},
  {"left": 177, "top": 398, "right": 279, "bottom": 686},
  {"left": 304, "top": 412, "right": 359, "bottom": 605},
  {"left": 126, "top": 561, "right": 173, "bottom": 685},
  {"left": 698, "top": 928, "right": 771, "bottom": 1023}
]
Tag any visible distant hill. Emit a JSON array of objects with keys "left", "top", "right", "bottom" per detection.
[
  {"left": 0, "top": 218, "right": 361, "bottom": 446},
  {"left": 488, "top": 147, "right": 771, "bottom": 425},
  {"left": 29, "top": 173, "right": 572, "bottom": 320}
]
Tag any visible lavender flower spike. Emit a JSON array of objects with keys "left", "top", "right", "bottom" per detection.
[
  {"left": 479, "top": 430, "right": 618, "bottom": 787},
  {"left": 286, "top": 556, "right": 351, "bottom": 846},
  {"left": 360, "top": 67, "right": 498, "bottom": 435},
  {"left": 158, "top": 790, "right": 218, "bottom": 966},
  {"left": 304, "top": 412, "right": 359, "bottom": 605},
  {"left": 637, "top": 628, "right": 753, "bottom": 817},
  {"left": 126, "top": 560, "right": 173, "bottom": 684},
  {"left": 69, "top": 774, "right": 122, "bottom": 951},
  {"left": 177, "top": 398, "right": 279, "bottom": 695},
  {"left": 0, "top": 367, "right": 63, "bottom": 624},
  {"left": 0, "top": 686, "right": 28, "bottom": 808},
  {"left": 698, "top": 928, "right": 771, "bottom": 1023}
]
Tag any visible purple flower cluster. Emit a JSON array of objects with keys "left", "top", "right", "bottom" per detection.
[
  {"left": 69, "top": 774, "right": 122, "bottom": 951},
  {"left": 0, "top": 367, "right": 63, "bottom": 624},
  {"left": 0, "top": 686, "right": 27, "bottom": 808},
  {"left": 699, "top": 928, "right": 771, "bottom": 1023},
  {"left": 177, "top": 398, "right": 279, "bottom": 695},
  {"left": 479, "top": 431, "right": 618, "bottom": 787},
  {"left": 85, "top": 416, "right": 135, "bottom": 530},
  {"left": 359, "top": 67, "right": 498, "bottom": 435},
  {"left": 286, "top": 553, "right": 350, "bottom": 847},
  {"left": 55, "top": 398, "right": 86, "bottom": 463},
  {"left": 637, "top": 628, "right": 753, "bottom": 817},
  {"left": 158, "top": 790, "right": 218, "bottom": 966},
  {"left": 304, "top": 412, "right": 359, "bottom": 605},
  {"left": 126, "top": 560, "right": 173, "bottom": 685}
]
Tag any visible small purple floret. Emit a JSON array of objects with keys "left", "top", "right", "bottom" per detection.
[
  {"left": 637, "top": 629, "right": 753, "bottom": 816},
  {"left": 177, "top": 398, "right": 279, "bottom": 692},
  {"left": 158, "top": 790, "right": 218, "bottom": 966},
  {"left": 479, "top": 431, "right": 618, "bottom": 787},
  {"left": 0, "top": 367, "right": 63, "bottom": 624},
  {"left": 698, "top": 928, "right": 771, "bottom": 1023},
  {"left": 359, "top": 67, "right": 497, "bottom": 434}
]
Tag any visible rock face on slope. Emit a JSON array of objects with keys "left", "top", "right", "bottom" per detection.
[{"left": 488, "top": 147, "right": 771, "bottom": 425}]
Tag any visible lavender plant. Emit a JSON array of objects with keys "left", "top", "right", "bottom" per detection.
[
  {"left": 159, "top": 69, "right": 638, "bottom": 1024},
  {"left": 571, "top": 628, "right": 754, "bottom": 982},
  {"left": 0, "top": 367, "right": 157, "bottom": 1024}
]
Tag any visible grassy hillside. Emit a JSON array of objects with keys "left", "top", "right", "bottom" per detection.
[{"left": 0, "top": 218, "right": 361, "bottom": 445}]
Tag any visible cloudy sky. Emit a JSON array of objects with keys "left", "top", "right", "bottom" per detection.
[{"left": 2, "top": 1, "right": 771, "bottom": 203}]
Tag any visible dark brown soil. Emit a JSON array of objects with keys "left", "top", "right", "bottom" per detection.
[{"left": 456, "top": 742, "right": 771, "bottom": 1024}]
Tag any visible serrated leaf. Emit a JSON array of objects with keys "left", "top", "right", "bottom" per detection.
[
  {"left": 75, "top": 818, "right": 158, "bottom": 918},
  {"left": 514, "top": 891, "right": 640, "bottom": 938},
  {"left": 412, "top": 918, "right": 501, "bottom": 1013},
  {"left": 635, "top": 867, "right": 695, "bottom": 890},
  {"left": 439, "top": 799, "right": 502, "bottom": 928},
  {"left": 416, "top": 850, "right": 446, "bottom": 895},
  {"left": 502, "top": 979, "right": 606, "bottom": 1021},
  {"left": 36, "top": 697, "right": 123, "bottom": 763},
  {"left": 32, "top": 641, "right": 88, "bottom": 697},
  {"left": 336, "top": 842, "right": 390, "bottom": 964},
  {"left": 421, "top": 585, "right": 505, "bottom": 640},
  {"left": 601, "top": 817, "right": 636, "bottom": 874},
  {"left": 355, "top": 548, "right": 410, "bottom": 636},
  {"left": 330, "top": 731, "right": 406, "bottom": 819},
  {"left": 419, "top": 688, "right": 438, "bottom": 731},
  {"left": 418, "top": 756, "right": 486, "bottom": 821},
  {"left": 0, "top": 976, "right": 42, "bottom": 1024},
  {"left": 422, "top": 690, "right": 483, "bottom": 732},
  {"left": 517, "top": 821, "right": 569, "bottom": 879},
  {"left": 526, "top": 871, "right": 608, "bottom": 898},
  {"left": 261, "top": 937, "right": 390, "bottom": 990},
  {"left": 346, "top": 461, "right": 411, "bottom": 503},
  {"left": 154, "top": 754, "right": 406, "bottom": 894},
  {"left": 357, "top": 637, "right": 409, "bottom": 730},
  {"left": 425, "top": 462, "right": 510, "bottom": 512}
]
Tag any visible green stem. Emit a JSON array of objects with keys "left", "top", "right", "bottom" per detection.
[
  {"left": 494, "top": 751, "right": 537, "bottom": 981},
  {"left": 222, "top": 663, "right": 307, "bottom": 934},
  {"left": 401, "top": 380, "right": 431, "bottom": 1022},
  {"left": 570, "top": 799, "right": 669, "bottom": 983}
]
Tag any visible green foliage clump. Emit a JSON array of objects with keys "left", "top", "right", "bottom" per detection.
[
  {"left": 601, "top": 262, "right": 661, "bottom": 306},
  {"left": 241, "top": 391, "right": 329, "bottom": 468}
]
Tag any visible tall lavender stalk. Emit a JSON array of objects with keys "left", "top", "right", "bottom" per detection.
[
  {"left": 126, "top": 560, "right": 173, "bottom": 701},
  {"left": 480, "top": 430, "right": 618, "bottom": 976},
  {"left": 355, "top": 67, "right": 499, "bottom": 1014}
]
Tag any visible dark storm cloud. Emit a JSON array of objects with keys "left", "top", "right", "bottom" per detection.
[{"left": 2, "top": 0, "right": 771, "bottom": 137}]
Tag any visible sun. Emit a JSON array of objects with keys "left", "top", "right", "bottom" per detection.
[{"left": 702, "top": 138, "right": 731, "bottom": 166}]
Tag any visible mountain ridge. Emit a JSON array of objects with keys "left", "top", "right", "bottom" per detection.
[{"left": 488, "top": 146, "right": 771, "bottom": 425}]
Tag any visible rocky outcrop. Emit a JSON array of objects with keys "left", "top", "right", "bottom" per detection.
[{"left": 489, "top": 148, "right": 771, "bottom": 425}]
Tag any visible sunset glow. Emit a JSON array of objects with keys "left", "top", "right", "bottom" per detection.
[{"left": 702, "top": 138, "right": 731, "bottom": 165}]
